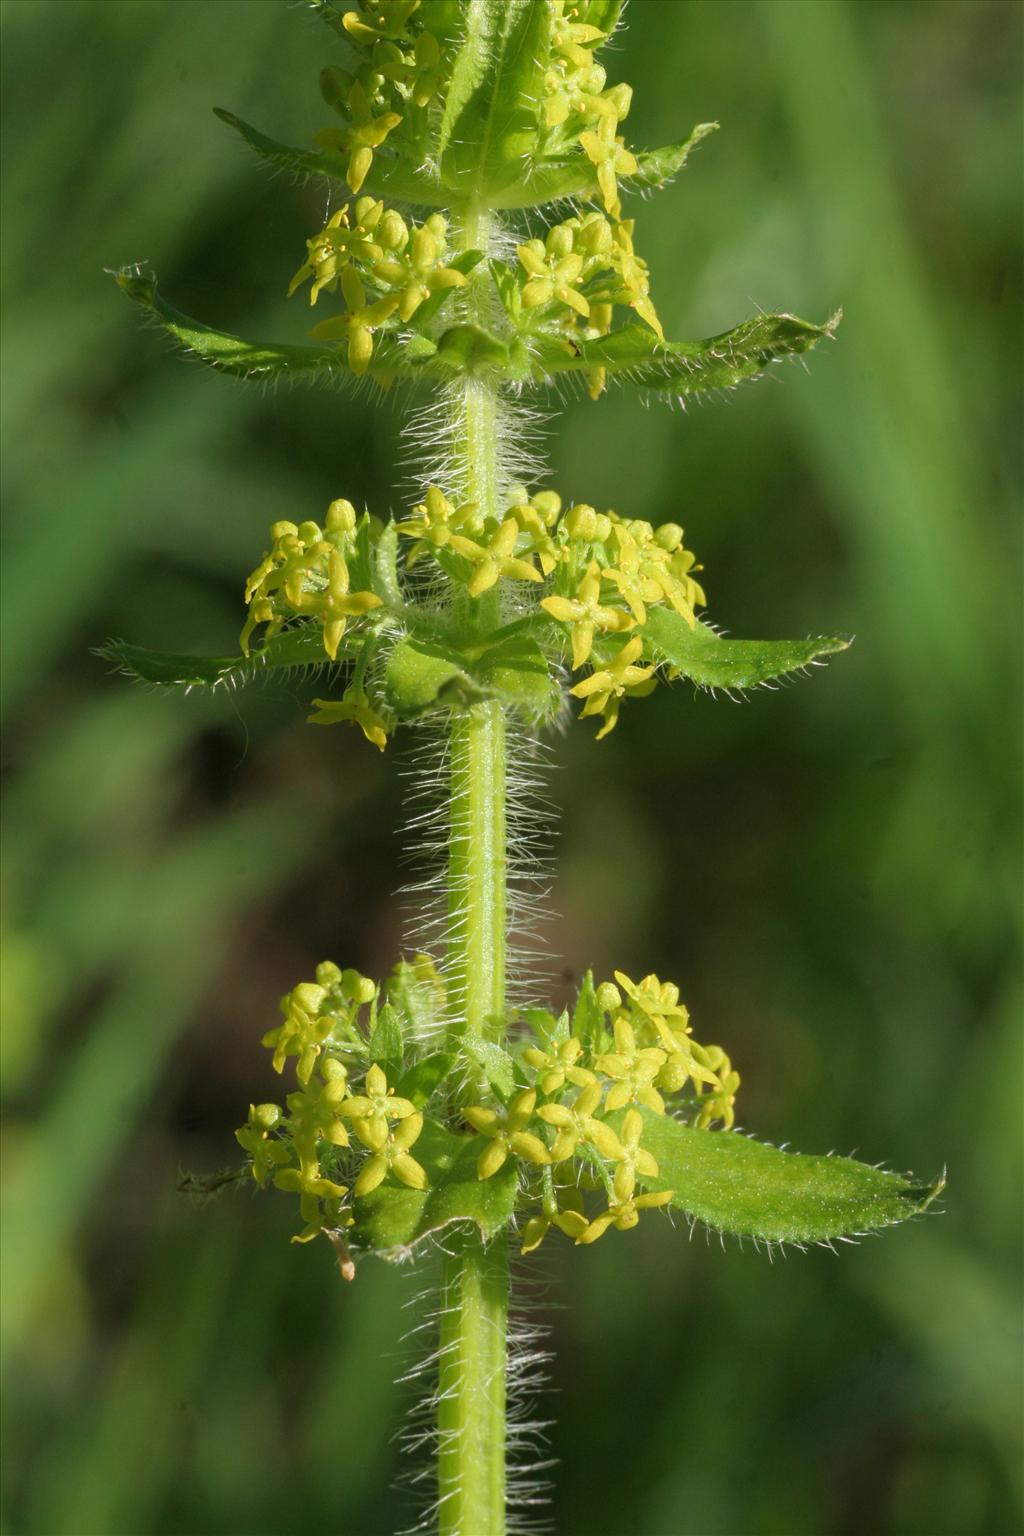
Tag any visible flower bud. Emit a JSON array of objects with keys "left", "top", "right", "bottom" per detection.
[
  {"left": 379, "top": 209, "right": 409, "bottom": 252},
  {"left": 292, "top": 982, "right": 327, "bottom": 1014},
  {"left": 547, "top": 223, "right": 575, "bottom": 260},
  {"left": 316, "top": 959, "right": 343, "bottom": 987},
  {"left": 654, "top": 522, "right": 684, "bottom": 552},
  {"left": 342, "top": 969, "right": 377, "bottom": 1005},
  {"left": 325, "top": 499, "right": 357, "bottom": 535},
  {"left": 595, "top": 981, "right": 622, "bottom": 1013},
  {"left": 532, "top": 490, "right": 562, "bottom": 525},
  {"left": 254, "top": 1103, "right": 282, "bottom": 1131}
]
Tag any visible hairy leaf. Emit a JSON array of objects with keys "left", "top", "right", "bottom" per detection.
[
  {"left": 642, "top": 608, "right": 850, "bottom": 691},
  {"left": 530, "top": 311, "right": 841, "bottom": 394},
  {"left": 213, "top": 108, "right": 449, "bottom": 206},
  {"left": 571, "top": 971, "right": 608, "bottom": 1054},
  {"left": 397, "top": 1052, "right": 456, "bottom": 1109},
  {"left": 96, "top": 627, "right": 334, "bottom": 689},
  {"left": 636, "top": 1111, "right": 944, "bottom": 1245},
  {"left": 438, "top": 0, "right": 551, "bottom": 197},
  {"left": 495, "top": 122, "right": 719, "bottom": 210},
  {"left": 369, "top": 1003, "right": 404, "bottom": 1078},
  {"left": 111, "top": 269, "right": 434, "bottom": 384},
  {"left": 351, "top": 1117, "right": 517, "bottom": 1254},
  {"left": 465, "top": 1038, "right": 517, "bottom": 1103}
]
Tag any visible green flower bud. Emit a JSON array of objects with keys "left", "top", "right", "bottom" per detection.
[
  {"left": 654, "top": 522, "right": 684, "bottom": 552},
  {"left": 325, "top": 500, "right": 357, "bottom": 535},
  {"left": 292, "top": 982, "right": 327, "bottom": 1014},
  {"left": 254, "top": 1103, "right": 282, "bottom": 1131},
  {"left": 595, "top": 981, "right": 621, "bottom": 1013}
]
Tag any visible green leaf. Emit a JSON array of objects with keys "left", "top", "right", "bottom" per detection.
[
  {"left": 627, "top": 122, "right": 719, "bottom": 191},
  {"left": 96, "top": 626, "right": 335, "bottom": 690},
  {"left": 369, "top": 1003, "right": 404, "bottom": 1078},
  {"left": 111, "top": 269, "right": 439, "bottom": 384},
  {"left": 112, "top": 268, "right": 341, "bottom": 380},
  {"left": 213, "top": 107, "right": 449, "bottom": 206},
  {"left": 387, "top": 959, "right": 445, "bottom": 1044},
  {"left": 571, "top": 970, "right": 607, "bottom": 1054},
  {"left": 465, "top": 1039, "right": 517, "bottom": 1103},
  {"left": 437, "top": 0, "right": 551, "bottom": 198},
  {"left": 635, "top": 1111, "right": 945, "bottom": 1245},
  {"left": 435, "top": 322, "right": 511, "bottom": 372},
  {"left": 473, "top": 638, "right": 562, "bottom": 720},
  {"left": 519, "top": 1008, "right": 562, "bottom": 1049},
  {"left": 397, "top": 1051, "right": 456, "bottom": 1109},
  {"left": 529, "top": 311, "right": 841, "bottom": 394},
  {"left": 351, "top": 1116, "right": 517, "bottom": 1255},
  {"left": 493, "top": 122, "right": 718, "bottom": 210},
  {"left": 383, "top": 637, "right": 468, "bottom": 715},
  {"left": 641, "top": 608, "right": 850, "bottom": 691}
]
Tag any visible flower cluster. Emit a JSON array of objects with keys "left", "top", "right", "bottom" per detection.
[
  {"left": 235, "top": 957, "right": 738, "bottom": 1255},
  {"left": 286, "top": 1, "right": 662, "bottom": 390},
  {"left": 513, "top": 213, "right": 662, "bottom": 399},
  {"left": 236, "top": 957, "right": 439, "bottom": 1243},
  {"left": 315, "top": 2, "right": 445, "bottom": 194},
  {"left": 289, "top": 199, "right": 468, "bottom": 373},
  {"left": 474, "top": 968, "right": 740, "bottom": 1252},
  {"left": 240, "top": 497, "right": 381, "bottom": 660}
]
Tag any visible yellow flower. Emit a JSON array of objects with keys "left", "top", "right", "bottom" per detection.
[
  {"left": 517, "top": 238, "right": 590, "bottom": 318},
  {"left": 570, "top": 637, "right": 656, "bottom": 738},
  {"left": 448, "top": 518, "right": 543, "bottom": 598},
  {"left": 310, "top": 265, "right": 401, "bottom": 375},
  {"left": 541, "top": 562, "right": 634, "bottom": 670},
  {"left": 341, "top": 1063, "right": 418, "bottom": 1151},
  {"left": 537, "top": 1081, "right": 623, "bottom": 1163},
  {"left": 614, "top": 970, "right": 690, "bottom": 1048},
  {"left": 611, "top": 1107, "right": 660, "bottom": 1203},
  {"left": 235, "top": 1103, "right": 290, "bottom": 1187},
  {"left": 341, "top": 0, "right": 421, "bottom": 47},
  {"left": 395, "top": 485, "right": 481, "bottom": 564},
  {"left": 373, "top": 215, "right": 466, "bottom": 323},
  {"left": 693, "top": 1045, "right": 741, "bottom": 1131},
  {"left": 593, "top": 1017, "right": 667, "bottom": 1113},
  {"left": 611, "top": 219, "right": 664, "bottom": 339},
  {"left": 354, "top": 1109, "right": 428, "bottom": 1196},
  {"left": 579, "top": 115, "right": 638, "bottom": 219},
  {"left": 308, "top": 688, "right": 389, "bottom": 752},
  {"left": 575, "top": 1189, "right": 674, "bottom": 1244},
  {"left": 464, "top": 1089, "right": 550, "bottom": 1180},
  {"left": 522, "top": 1035, "right": 595, "bottom": 1095},
  {"left": 314, "top": 78, "right": 403, "bottom": 194}
]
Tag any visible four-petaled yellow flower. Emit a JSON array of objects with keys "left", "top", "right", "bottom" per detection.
[
  {"left": 594, "top": 1017, "right": 667, "bottom": 1113},
  {"left": 464, "top": 1089, "right": 550, "bottom": 1180},
  {"left": 570, "top": 637, "right": 657, "bottom": 739},
  {"left": 235, "top": 1103, "right": 291, "bottom": 1187},
  {"left": 579, "top": 114, "right": 638, "bottom": 219},
  {"left": 354, "top": 1109, "right": 428, "bottom": 1196},
  {"left": 542, "top": 562, "right": 634, "bottom": 670},
  {"left": 614, "top": 970, "right": 691, "bottom": 1048},
  {"left": 537, "top": 1081, "right": 623, "bottom": 1163},
  {"left": 612, "top": 1107, "right": 660, "bottom": 1203},
  {"left": 576, "top": 1189, "right": 674, "bottom": 1244},
  {"left": 449, "top": 518, "right": 543, "bottom": 598},
  {"left": 308, "top": 688, "right": 390, "bottom": 752},
  {"left": 522, "top": 1035, "right": 595, "bottom": 1095},
  {"left": 314, "top": 79, "right": 403, "bottom": 194},
  {"left": 341, "top": 1063, "right": 417, "bottom": 1152}
]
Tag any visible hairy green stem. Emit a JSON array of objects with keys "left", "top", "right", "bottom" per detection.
[
  {"left": 433, "top": 197, "right": 510, "bottom": 1536},
  {"left": 437, "top": 1227, "right": 509, "bottom": 1536}
]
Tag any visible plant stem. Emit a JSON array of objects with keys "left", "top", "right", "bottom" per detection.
[
  {"left": 447, "top": 699, "right": 507, "bottom": 1052},
  {"left": 435, "top": 198, "right": 509, "bottom": 1536},
  {"left": 437, "top": 1226, "right": 509, "bottom": 1536}
]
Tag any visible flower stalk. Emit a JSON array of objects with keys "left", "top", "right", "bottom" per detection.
[{"left": 109, "top": 4, "right": 942, "bottom": 1531}]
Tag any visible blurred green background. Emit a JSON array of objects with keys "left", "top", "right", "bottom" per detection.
[{"left": 2, "top": 1, "right": 1021, "bottom": 1533}]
